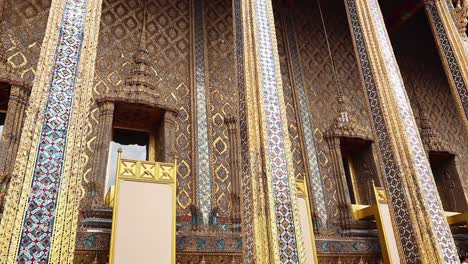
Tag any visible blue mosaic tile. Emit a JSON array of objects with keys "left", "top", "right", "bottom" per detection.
[{"left": 17, "top": 0, "right": 87, "bottom": 262}]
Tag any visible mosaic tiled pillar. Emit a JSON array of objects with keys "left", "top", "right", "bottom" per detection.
[
  {"left": 345, "top": 0, "right": 458, "bottom": 262},
  {"left": 94, "top": 101, "right": 114, "bottom": 197},
  {"left": 234, "top": 0, "right": 308, "bottom": 263},
  {"left": 425, "top": 0, "right": 468, "bottom": 131},
  {"left": 0, "top": 0, "right": 102, "bottom": 263},
  {"left": 192, "top": 0, "right": 213, "bottom": 225}
]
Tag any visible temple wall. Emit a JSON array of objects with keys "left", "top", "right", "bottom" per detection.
[
  {"left": 0, "top": 0, "right": 51, "bottom": 85},
  {"left": 87, "top": 0, "right": 194, "bottom": 214},
  {"left": 88, "top": 0, "right": 238, "bottom": 218},
  {"left": 389, "top": 11, "right": 468, "bottom": 191},
  {"left": 274, "top": 0, "right": 374, "bottom": 229},
  {"left": 204, "top": 0, "right": 238, "bottom": 218},
  {"left": 0, "top": 0, "right": 464, "bottom": 262}
]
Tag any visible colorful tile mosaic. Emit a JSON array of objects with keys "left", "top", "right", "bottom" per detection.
[
  {"left": 254, "top": 0, "right": 300, "bottom": 262},
  {"left": 426, "top": 2, "right": 468, "bottom": 118},
  {"left": 369, "top": 0, "right": 458, "bottom": 261},
  {"left": 194, "top": 0, "right": 213, "bottom": 225},
  {"left": 316, "top": 239, "right": 381, "bottom": 254},
  {"left": 16, "top": 0, "right": 87, "bottom": 262},
  {"left": 283, "top": 16, "right": 328, "bottom": 227},
  {"left": 345, "top": 0, "right": 421, "bottom": 261}
]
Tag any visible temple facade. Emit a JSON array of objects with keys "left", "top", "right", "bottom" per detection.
[{"left": 0, "top": 0, "right": 467, "bottom": 263}]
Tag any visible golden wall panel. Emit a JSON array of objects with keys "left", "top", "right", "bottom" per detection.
[
  {"left": 274, "top": 0, "right": 372, "bottom": 226},
  {"left": 391, "top": 11, "right": 468, "bottom": 190},
  {"left": 84, "top": 0, "right": 193, "bottom": 214},
  {"left": 205, "top": 0, "right": 237, "bottom": 217},
  {"left": 274, "top": 7, "right": 307, "bottom": 182},
  {"left": 0, "top": 0, "right": 51, "bottom": 85}
]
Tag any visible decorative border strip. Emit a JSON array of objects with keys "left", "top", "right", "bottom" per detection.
[
  {"left": 233, "top": 0, "right": 255, "bottom": 263},
  {"left": 193, "top": 0, "right": 212, "bottom": 225},
  {"left": 345, "top": 0, "right": 420, "bottom": 262},
  {"left": 16, "top": 0, "right": 87, "bottom": 262},
  {"left": 426, "top": 2, "right": 468, "bottom": 118},
  {"left": 253, "top": 0, "right": 302, "bottom": 262},
  {"left": 283, "top": 16, "right": 328, "bottom": 227},
  {"left": 368, "top": 0, "right": 458, "bottom": 261}
]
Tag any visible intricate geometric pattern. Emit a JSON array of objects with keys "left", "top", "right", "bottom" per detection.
[
  {"left": 254, "top": 0, "right": 299, "bottom": 262},
  {"left": 426, "top": 2, "right": 468, "bottom": 118},
  {"left": 0, "top": 0, "right": 51, "bottom": 85},
  {"left": 92, "top": 0, "right": 193, "bottom": 212},
  {"left": 393, "top": 10, "right": 468, "bottom": 190},
  {"left": 282, "top": 16, "right": 328, "bottom": 227},
  {"left": 316, "top": 238, "right": 380, "bottom": 253},
  {"left": 345, "top": 0, "right": 420, "bottom": 261},
  {"left": 274, "top": 16, "right": 307, "bottom": 183},
  {"left": 17, "top": 0, "right": 87, "bottom": 262},
  {"left": 290, "top": 0, "right": 372, "bottom": 223},
  {"left": 368, "top": 0, "right": 458, "bottom": 261},
  {"left": 233, "top": 0, "right": 254, "bottom": 262},
  {"left": 205, "top": 0, "right": 237, "bottom": 217},
  {"left": 194, "top": 0, "right": 212, "bottom": 224}
]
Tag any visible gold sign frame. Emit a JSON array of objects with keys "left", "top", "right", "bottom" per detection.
[{"left": 108, "top": 149, "right": 177, "bottom": 264}]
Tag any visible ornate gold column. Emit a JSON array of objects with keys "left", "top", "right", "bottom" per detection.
[
  {"left": 94, "top": 100, "right": 114, "bottom": 198},
  {"left": 234, "top": 0, "right": 308, "bottom": 263},
  {"left": 0, "top": 0, "right": 102, "bottom": 263},
  {"left": 163, "top": 110, "right": 177, "bottom": 163},
  {"left": 225, "top": 115, "right": 241, "bottom": 223},
  {"left": 425, "top": 0, "right": 468, "bottom": 131},
  {"left": 344, "top": 0, "right": 458, "bottom": 263}
]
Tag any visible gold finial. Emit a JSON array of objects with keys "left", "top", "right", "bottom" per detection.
[
  {"left": 200, "top": 256, "right": 206, "bottom": 264},
  {"left": 337, "top": 256, "right": 343, "bottom": 264},
  {"left": 117, "top": 148, "right": 123, "bottom": 161},
  {"left": 92, "top": 254, "right": 99, "bottom": 264},
  {"left": 231, "top": 256, "right": 236, "bottom": 264}
]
